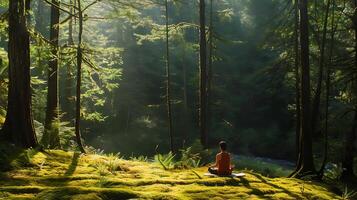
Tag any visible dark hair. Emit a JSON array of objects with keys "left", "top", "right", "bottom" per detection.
[{"left": 219, "top": 141, "right": 227, "bottom": 151}]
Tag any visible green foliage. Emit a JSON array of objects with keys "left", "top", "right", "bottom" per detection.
[
  {"left": 129, "top": 155, "right": 148, "bottom": 162},
  {"left": 13, "top": 149, "right": 38, "bottom": 168},
  {"left": 175, "top": 147, "right": 201, "bottom": 169},
  {"left": 324, "top": 163, "right": 343, "bottom": 181},
  {"left": 154, "top": 151, "right": 176, "bottom": 170},
  {"left": 154, "top": 146, "right": 205, "bottom": 170},
  {"left": 90, "top": 153, "right": 125, "bottom": 175},
  {"left": 341, "top": 187, "right": 357, "bottom": 200}
]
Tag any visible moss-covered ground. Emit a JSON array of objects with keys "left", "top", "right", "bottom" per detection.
[{"left": 0, "top": 150, "right": 342, "bottom": 200}]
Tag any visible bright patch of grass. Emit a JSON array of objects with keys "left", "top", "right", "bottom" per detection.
[{"left": 0, "top": 149, "right": 342, "bottom": 200}]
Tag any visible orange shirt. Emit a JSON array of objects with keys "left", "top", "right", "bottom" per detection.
[{"left": 216, "top": 152, "right": 232, "bottom": 175}]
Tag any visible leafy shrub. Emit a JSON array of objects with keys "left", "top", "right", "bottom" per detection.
[
  {"left": 323, "top": 163, "right": 343, "bottom": 181},
  {"left": 342, "top": 187, "right": 357, "bottom": 200},
  {"left": 189, "top": 140, "right": 214, "bottom": 164},
  {"left": 15, "top": 148, "right": 38, "bottom": 167},
  {"left": 90, "top": 153, "right": 124, "bottom": 175},
  {"left": 155, "top": 146, "right": 203, "bottom": 170},
  {"left": 129, "top": 155, "right": 148, "bottom": 162},
  {"left": 154, "top": 152, "right": 175, "bottom": 170},
  {"left": 175, "top": 147, "right": 201, "bottom": 169}
]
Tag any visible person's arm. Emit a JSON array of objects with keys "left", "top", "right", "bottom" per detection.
[
  {"left": 210, "top": 154, "right": 219, "bottom": 168},
  {"left": 229, "top": 153, "right": 234, "bottom": 169}
]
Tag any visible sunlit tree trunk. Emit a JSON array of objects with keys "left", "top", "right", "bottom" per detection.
[
  {"left": 75, "top": 0, "right": 86, "bottom": 153},
  {"left": 43, "top": 0, "right": 61, "bottom": 148},
  {"left": 63, "top": 0, "right": 75, "bottom": 123},
  {"left": 199, "top": 0, "right": 207, "bottom": 148},
  {"left": 1, "top": 0, "right": 37, "bottom": 148},
  {"left": 165, "top": 0, "right": 174, "bottom": 152}
]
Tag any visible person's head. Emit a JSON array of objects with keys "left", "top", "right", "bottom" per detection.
[{"left": 219, "top": 141, "right": 227, "bottom": 151}]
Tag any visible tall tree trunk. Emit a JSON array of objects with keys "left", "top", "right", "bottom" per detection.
[
  {"left": 311, "top": 0, "right": 331, "bottom": 136},
  {"left": 34, "top": 0, "right": 46, "bottom": 95},
  {"left": 207, "top": 0, "right": 213, "bottom": 142},
  {"left": 319, "top": 0, "right": 335, "bottom": 177},
  {"left": 341, "top": 0, "right": 357, "bottom": 180},
  {"left": 293, "top": 0, "right": 302, "bottom": 169},
  {"left": 63, "top": 0, "right": 75, "bottom": 122},
  {"left": 1, "top": 0, "right": 37, "bottom": 148},
  {"left": 43, "top": 0, "right": 61, "bottom": 148},
  {"left": 75, "top": 0, "right": 86, "bottom": 153},
  {"left": 182, "top": 56, "right": 188, "bottom": 147},
  {"left": 293, "top": 0, "right": 316, "bottom": 177},
  {"left": 165, "top": 0, "right": 174, "bottom": 152},
  {"left": 199, "top": 0, "right": 207, "bottom": 148},
  {"left": 35, "top": 0, "right": 46, "bottom": 34}
]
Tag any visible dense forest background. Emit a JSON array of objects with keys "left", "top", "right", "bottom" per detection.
[{"left": 0, "top": 0, "right": 356, "bottom": 178}]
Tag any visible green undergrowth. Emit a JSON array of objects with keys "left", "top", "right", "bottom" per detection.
[{"left": 0, "top": 149, "right": 343, "bottom": 200}]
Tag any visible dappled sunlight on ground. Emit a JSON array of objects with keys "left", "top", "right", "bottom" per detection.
[{"left": 0, "top": 150, "right": 341, "bottom": 200}]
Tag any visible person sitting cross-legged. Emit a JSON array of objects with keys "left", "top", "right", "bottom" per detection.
[{"left": 208, "top": 141, "right": 234, "bottom": 176}]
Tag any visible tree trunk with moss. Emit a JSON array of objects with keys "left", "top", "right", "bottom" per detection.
[
  {"left": 62, "top": 0, "right": 75, "bottom": 123},
  {"left": 199, "top": 0, "right": 207, "bottom": 148},
  {"left": 75, "top": 0, "right": 86, "bottom": 153},
  {"left": 165, "top": 0, "right": 174, "bottom": 152},
  {"left": 43, "top": 0, "right": 61, "bottom": 148},
  {"left": 1, "top": 0, "right": 38, "bottom": 148}
]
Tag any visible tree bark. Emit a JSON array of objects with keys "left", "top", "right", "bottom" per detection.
[
  {"left": 293, "top": 0, "right": 302, "bottom": 169},
  {"left": 319, "top": 0, "right": 335, "bottom": 177},
  {"left": 1, "top": 0, "right": 37, "bottom": 148},
  {"left": 35, "top": 0, "right": 46, "bottom": 35},
  {"left": 341, "top": 0, "right": 357, "bottom": 180},
  {"left": 62, "top": 0, "right": 75, "bottom": 122},
  {"left": 43, "top": 0, "right": 61, "bottom": 148},
  {"left": 165, "top": 0, "right": 174, "bottom": 153},
  {"left": 75, "top": 0, "right": 86, "bottom": 153},
  {"left": 207, "top": 0, "right": 213, "bottom": 143},
  {"left": 199, "top": 0, "right": 207, "bottom": 148},
  {"left": 182, "top": 56, "right": 188, "bottom": 147},
  {"left": 311, "top": 0, "right": 331, "bottom": 136},
  {"left": 292, "top": 0, "right": 316, "bottom": 177}
]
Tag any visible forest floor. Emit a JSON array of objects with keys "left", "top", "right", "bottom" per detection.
[{"left": 0, "top": 150, "right": 343, "bottom": 200}]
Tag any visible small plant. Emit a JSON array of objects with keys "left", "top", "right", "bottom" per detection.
[
  {"left": 96, "top": 164, "right": 110, "bottom": 176},
  {"left": 323, "top": 163, "right": 343, "bottom": 181},
  {"left": 106, "top": 155, "right": 122, "bottom": 173},
  {"left": 130, "top": 155, "right": 148, "bottom": 162},
  {"left": 96, "top": 177, "right": 113, "bottom": 188},
  {"left": 14, "top": 148, "right": 37, "bottom": 167},
  {"left": 176, "top": 147, "right": 201, "bottom": 169},
  {"left": 155, "top": 152, "right": 176, "bottom": 170},
  {"left": 90, "top": 153, "right": 123, "bottom": 175},
  {"left": 85, "top": 146, "right": 105, "bottom": 155},
  {"left": 342, "top": 187, "right": 357, "bottom": 200}
]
